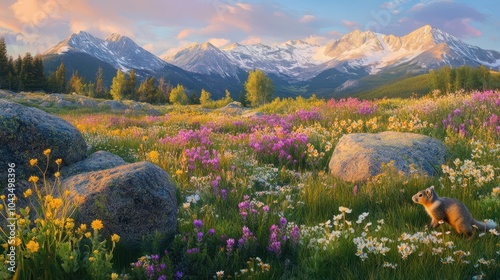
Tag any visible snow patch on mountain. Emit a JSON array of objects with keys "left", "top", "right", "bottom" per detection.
[{"left": 45, "top": 31, "right": 167, "bottom": 72}]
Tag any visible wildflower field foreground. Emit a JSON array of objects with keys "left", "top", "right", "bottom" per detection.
[{"left": 4, "top": 91, "right": 500, "bottom": 279}]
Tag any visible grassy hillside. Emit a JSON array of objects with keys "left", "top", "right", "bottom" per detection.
[{"left": 357, "top": 73, "right": 431, "bottom": 99}]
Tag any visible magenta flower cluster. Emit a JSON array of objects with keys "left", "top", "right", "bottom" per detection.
[
  {"left": 238, "top": 195, "right": 269, "bottom": 222},
  {"left": 267, "top": 217, "right": 300, "bottom": 256},
  {"left": 248, "top": 127, "right": 308, "bottom": 167},
  {"left": 238, "top": 226, "right": 257, "bottom": 249},
  {"left": 132, "top": 250, "right": 174, "bottom": 280},
  {"left": 183, "top": 147, "right": 220, "bottom": 172},
  {"left": 442, "top": 108, "right": 470, "bottom": 137},
  {"left": 326, "top": 97, "right": 378, "bottom": 115},
  {"left": 159, "top": 126, "right": 212, "bottom": 147}
]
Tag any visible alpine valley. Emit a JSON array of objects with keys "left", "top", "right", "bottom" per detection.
[{"left": 43, "top": 25, "right": 500, "bottom": 99}]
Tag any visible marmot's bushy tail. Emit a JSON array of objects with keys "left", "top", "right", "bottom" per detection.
[{"left": 472, "top": 220, "right": 498, "bottom": 232}]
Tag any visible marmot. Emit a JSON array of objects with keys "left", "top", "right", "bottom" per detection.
[{"left": 412, "top": 186, "right": 497, "bottom": 237}]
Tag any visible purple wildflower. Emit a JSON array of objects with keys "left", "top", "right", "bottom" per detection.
[{"left": 193, "top": 219, "right": 203, "bottom": 230}]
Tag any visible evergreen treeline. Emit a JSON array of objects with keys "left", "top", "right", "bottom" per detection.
[
  {"left": 0, "top": 38, "right": 46, "bottom": 91},
  {"left": 429, "top": 65, "right": 498, "bottom": 93}
]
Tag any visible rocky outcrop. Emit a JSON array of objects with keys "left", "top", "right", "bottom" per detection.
[
  {"left": 329, "top": 131, "right": 447, "bottom": 182},
  {"left": 63, "top": 161, "right": 177, "bottom": 249},
  {"left": 0, "top": 99, "right": 87, "bottom": 179},
  {"left": 61, "top": 151, "right": 127, "bottom": 177}
]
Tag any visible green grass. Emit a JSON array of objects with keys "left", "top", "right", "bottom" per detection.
[
  {"left": 357, "top": 73, "right": 431, "bottom": 99},
  {"left": 3, "top": 90, "right": 500, "bottom": 279}
]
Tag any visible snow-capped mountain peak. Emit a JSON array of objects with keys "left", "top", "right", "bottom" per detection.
[{"left": 45, "top": 31, "right": 167, "bottom": 72}]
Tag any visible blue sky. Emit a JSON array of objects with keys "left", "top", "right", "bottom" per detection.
[{"left": 1, "top": 0, "right": 499, "bottom": 57}]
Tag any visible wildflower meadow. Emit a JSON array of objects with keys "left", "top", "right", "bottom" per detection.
[{"left": 3, "top": 90, "right": 500, "bottom": 279}]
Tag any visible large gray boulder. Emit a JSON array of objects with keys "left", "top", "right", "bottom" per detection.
[
  {"left": 64, "top": 161, "right": 177, "bottom": 249},
  {"left": 0, "top": 99, "right": 87, "bottom": 180},
  {"left": 329, "top": 131, "right": 447, "bottom": 182},
  {"left": 61, "top": 151, "right": 127, "bottom": 178}
]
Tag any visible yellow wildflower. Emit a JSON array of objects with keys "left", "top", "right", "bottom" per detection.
[
  {"left": 50, "top": 198, "right": 63, "bottom": 209},
  {"left": 54, "top": 172, "right": 60, "bottom": 178},
  {"left": 26, "top": 240, "right": 40, "bottom": 253},
  {"left": 43, "top": 149, "right": 51, "bottom": 156},
  {"left": 23, "top": 189, "right": 33, "bottom": 198},
  {"left": 78, "top": 224, "right": 87, "bottom": 234},
  {"left": 85, "top": 232, "right": 92, "bottom": 238},
  {"left": 148, "top": 151, "right": 159, "bottom": 162},
  {"left": 142, "top": 136, "right": 149, "bottom": 141},
  {"left": 88, "top": 257, "right": 95, "bottom": 262},
  {"left": 28, "top": 176, "right": 39, "bottom": 184},
  {"left": 29, "top": 158, "right": 38, "bottom": 166},
  {"left": 111, "top": 273, "right": 119, "bottom": 280},
  {"left": 111, "top": 234, "right": 120, "bottom": 243},
  {"left": 176, "top": 169, "right": 183, "bottom": 176},
  {"left": 55, "top": 158, "right": 62, "bottom": 165},
  {"left": 0, "top": 195, "right": 5, "bottom": 200},
  {"left": 0, "top": 204, "right": 3, "bottom": 211},
  {"left": 91, "top": 219, "right": 104, "bottom": 231},
  {"left": 65, "top": 219, "right": 75, "bottom": 230}
]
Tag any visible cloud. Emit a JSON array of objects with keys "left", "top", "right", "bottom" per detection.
[
  {"left": 388, "top": 1, "right": 486, "bottom": 38},
  {"left": 208, "top": 37, "right": 230, "bottom": 48},
  {"left": 240, "top": 36, "right": 262, "bottom": 45},
  {"left": 342, "top": 20, "right": 361, "bottom": 31},
  {"left": 300, "top": 15, "right": 316, "bottom": 23}
]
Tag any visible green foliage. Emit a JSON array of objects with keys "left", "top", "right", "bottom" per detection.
[
  {"left": 429, "top": 65, "right": 497, "bottom": 93},
  {"left": 123, "top": 70, "right": 136, "bottom": 100},
  {"left": 68, "top": 70, "right": 84, "bottom": 94},
  {"left": 95, "top": 66, "right": 106, "bottom": 98},
  {"left": 201, "top": 89, "right": 234, "bottom": 109},
  {"left": 189, "top": 90, "right": 199, "bottom": 105},
  {"left": 137, "top": 77, "right": 160, "bottom": 103},
  {"left": 169, "top": 84, "right": 188, "bottom": 105},
  {"left": 0, "top": 38, "right": 8, "bottom": 89},
  {"left": 110, "top": 69, "right": 126, "bottom": 100},
  {"left": 199, "top": 89, "right": 212, "bottom": 105},
  {"left": 245, "top": 70, "right": 274, "bottom": 107},
  {"left": 358, "top": 74, "right": 431, "bottom": 99},
  {"left": 0, "top": 150, "right": 120, "bottom": 279}
]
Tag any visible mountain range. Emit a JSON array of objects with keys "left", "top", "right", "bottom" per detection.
[{"left": 42, "top": 25, "right": 500, "bottom": 98}]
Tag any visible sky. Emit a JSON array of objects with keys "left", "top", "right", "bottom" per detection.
[{"left": 1, "top": 0, "right": 499, "bottom": 58}]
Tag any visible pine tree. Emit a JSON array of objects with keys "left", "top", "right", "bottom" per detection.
[
  {"left": 169, "top": 84, "right": 188, "bottom": 105},
  {"left": 245, "top": 69, "right": 274, "bottom": 107},
  {"left": 47, "top": 72, "right": 58, "bottom": 93},
  {"left": 20, "top": 53, "right": 35, "bottom": 91},
  {"left": 123, "top": 69, "right": 136, "bottom": 100},
  {"left": 189, "top": 90, "right": 199, "bottom": 104},
  {"left": 95, "top": 66, "right": 105, "bottom": 98},
  {"left": 12, "top": 55, "right": 22, "bottom": 91},
  {"left": 157, "top": 77, "right": 172, "bottom": 104},
  {"left": 54, "top": 62, "right": 66, "bottom": 93},
  {"left": 137, "top": 77, "right": 158, "bottom": 103},
  {"left": 32, "top": 55, "right": 46, "bottom": 91},
  {"left": 5, "top": 57, "right": 16, "bottom": 90},
  {"left": 0, "top": 38, "right": 9, "bottom": 89},
  {"left": 110, "top": 69, "right": 126, "bottom": 100}
]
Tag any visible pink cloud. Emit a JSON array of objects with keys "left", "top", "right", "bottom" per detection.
[
  {"left": 300, "top": 15, "right": 316, "bottom": 24},
  {"left": 391, "top": 1, "right": 487, "bottom": 38},
  {"left": 342, "top": 20, "right": 360, "bottom": 31}
]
